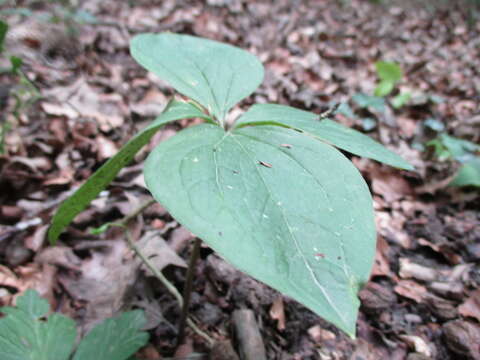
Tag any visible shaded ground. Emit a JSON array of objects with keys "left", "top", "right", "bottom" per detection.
[{"left": 0, "top": 0, "right": 479, "bottom": 359}]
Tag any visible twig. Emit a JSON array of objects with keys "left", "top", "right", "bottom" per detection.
[
  {"left": 177, "top": 237, "right": 202, "bottom": 346},
  {"left": 115, "top": 198, "right": 214, "bottom": 346},
  {"left": 318, "top": 103, "right": 340, "bottom": 119}
]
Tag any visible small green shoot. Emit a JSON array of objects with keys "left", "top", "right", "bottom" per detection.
[
  {"left": 427, "top": 134, "right": 480, "bottom": 187},
  {"left": 374, "top": 61, "right": 402, "bottom": 97}
]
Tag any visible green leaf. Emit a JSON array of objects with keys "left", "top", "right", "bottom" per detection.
[
  {"left": 375, "top": 61, "right": 402, "bottom": 83},
  {"left": 336, "top": 102, "right": 355, "bottom": 118},
  {"left": 48, "top": 99, "right": 210, "bottom": 243},
  {"left": 439, "top": 134, "right": 480, "bottom": 162},
  {"left": 16, "top": 289, "right": 50, "bottom": 319},
  {"left": 352, "top": 93, "right": 386, "bottom": 112},
  {"left": 0, "top": 20, "right": 8, "bottom": 52},
  {"left": 391, "top": 91, "right": 411, "bottom": 109},
  {"left": 0, "top": 290, "right": 76, "bottom": 360},
  {"left": 361, "top": 117, "right": 377, "bottom": 131},
  {"left": 374, "top": 80, "right": 394, "bottom": 97},
  {"left": 73, "top": 310, "right": 149, "bottom": 360},
  {"left": 10, "top": 56, "right": 23, "bottom": 74},
  {"left": 130, "top": 33, "right": 264, "bottom": 122},
  {"left": 450, "top": 158, "right": 480, "bottom": 187},
  {"left": 235, "top": 104, "right": 413, "bottom": 170},
  {"left": 144, "top": 123, "right": 377, "bottom": 337},
  {"left": 424, "top": 118, "right": 445, "bottom": 132}
]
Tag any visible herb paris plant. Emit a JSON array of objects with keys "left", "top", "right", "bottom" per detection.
[{"left": 48, "top": 33, "right": 413, "bottom": 337}]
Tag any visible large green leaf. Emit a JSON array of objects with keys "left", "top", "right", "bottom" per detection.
[
  {"left": 235, "top": 104, "right": 413, "bottom": 170},
  {"left": 130, "top": 33, "right": 264, "bottom": 122},
  {"left": 73, "top": 311, "right": 148, "bottom": 360},
  {"left": 144, "top": 123, "right": 377, "bottom": 336},
  {"left": 48, "top": 99, "right": 210, "bottom": 243},
  {"left": 0, "top": 290, "right": 77, "bottom": 360}
]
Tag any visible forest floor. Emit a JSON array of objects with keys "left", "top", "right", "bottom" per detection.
[{"left": 0, "top": 0, "right": 479, "bottom": 359}]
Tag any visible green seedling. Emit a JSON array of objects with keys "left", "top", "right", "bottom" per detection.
[
  {"left": 374, "top": 61, "right": 402, "bottom": 97},
  {"left": 0, "top": 289, "right": 148, "bottom": 360},
  {"left": 427, "top": 134, "right": 480, "bottom": 187},
  {"left": 48, "top": 33, "right": 412, "bottom": 337},
  {"left": 391, "top": 91, "right": 411, "bottom": 109}
]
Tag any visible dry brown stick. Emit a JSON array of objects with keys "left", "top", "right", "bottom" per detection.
[
  {"left": 233, "top": 309, "right": 267, "bottom": 360},
  {"left": 177, "top": 237, "right": 202, "bottom": 346}
]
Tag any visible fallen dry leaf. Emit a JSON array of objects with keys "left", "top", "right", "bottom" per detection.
[
  {"left": 458, "top": 289, "right": 480, "bottom": 323},
  {"left": 136, "top": 230, "right": 186, "bottom": 276},
  {"left": 394, "top": 280, "right": 427, "bottom": 303},
  {"left": 58, "top": 240, "right": 138, "bottom": 334},
  {"left": 399, "top": 258, "right": 439, "bottom": 282},
  {"left": 398, "top": 335, "right": 432, "bottom": 358},
  {"left": 269, "top": 296, "right": 285, "bottom": 331}
]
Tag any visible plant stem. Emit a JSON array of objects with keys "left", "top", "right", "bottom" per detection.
[
  {"left": 125, "top": 228, "right": 184, "bottom": 307},
  {"left": 177, "top": 237, "right": 202, "bottom": 346},
  {"left": 117, "top": 198, "right": 214, "bottom": 346},
  {"left": 118, "top": 198, "right": 156, "bottom": 226}
]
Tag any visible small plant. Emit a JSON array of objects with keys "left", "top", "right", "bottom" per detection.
[
  {"left": 0, "top": 19, "right": 42, "bottom": 153},
  {"left": 374, "top": 60, "right": 411, "bottom": 109},
  {"left": 427, "top": 133, "right": 480, "bottom": 187},
  {"left": 374, "top": 61, "right": 402, "bottom": 97},
  {"left": 0, "top": 289, "right": 148, "bottom": 360},
  {"left": 48, "top": 33, "right": 412, "bottom": 337}
]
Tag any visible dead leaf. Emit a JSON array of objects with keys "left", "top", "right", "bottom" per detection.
[
  {"left": 370, "top": 165, "right": 413, "bottom": 202},
  {"left": 459, "top": 289, "right": 480, "bottom": 322},
  {"left": 57, "top": 240, "right": 138, "bottom": 334},
  {"left": 307, "top": 325, "right": 336, "bottom": 343},
  {"left": 399, "top": 258, "right": 438, "bottom": 282},
  {"left": 169, "top": 226, "right": 195, "bottom": 253},
  {"left": 0, "top": 264, "right": 56, "bottom": 307},
  {"left": 394, "top": 280, "right": 427, "bottom": 303},
  {"left": 371, "top": 236, "right": 393, "bottom": 277},
  {"left": 42, "top": 77, "right": 128, "bottom": 132},
  {"left": 96, "top": 135, "right": 118, "bottom": 161},
  {"left": 269, "top": 296, "right": 285, "bottom": 331},
  {"left": 136, "top": 230, "right": 186, "bottom": 276},
  {"left": 130, "top": 87, "right": 167, "bottom": 117},
  {"left": 398, "top": 335, "right": 432, "bottom": 358}
]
